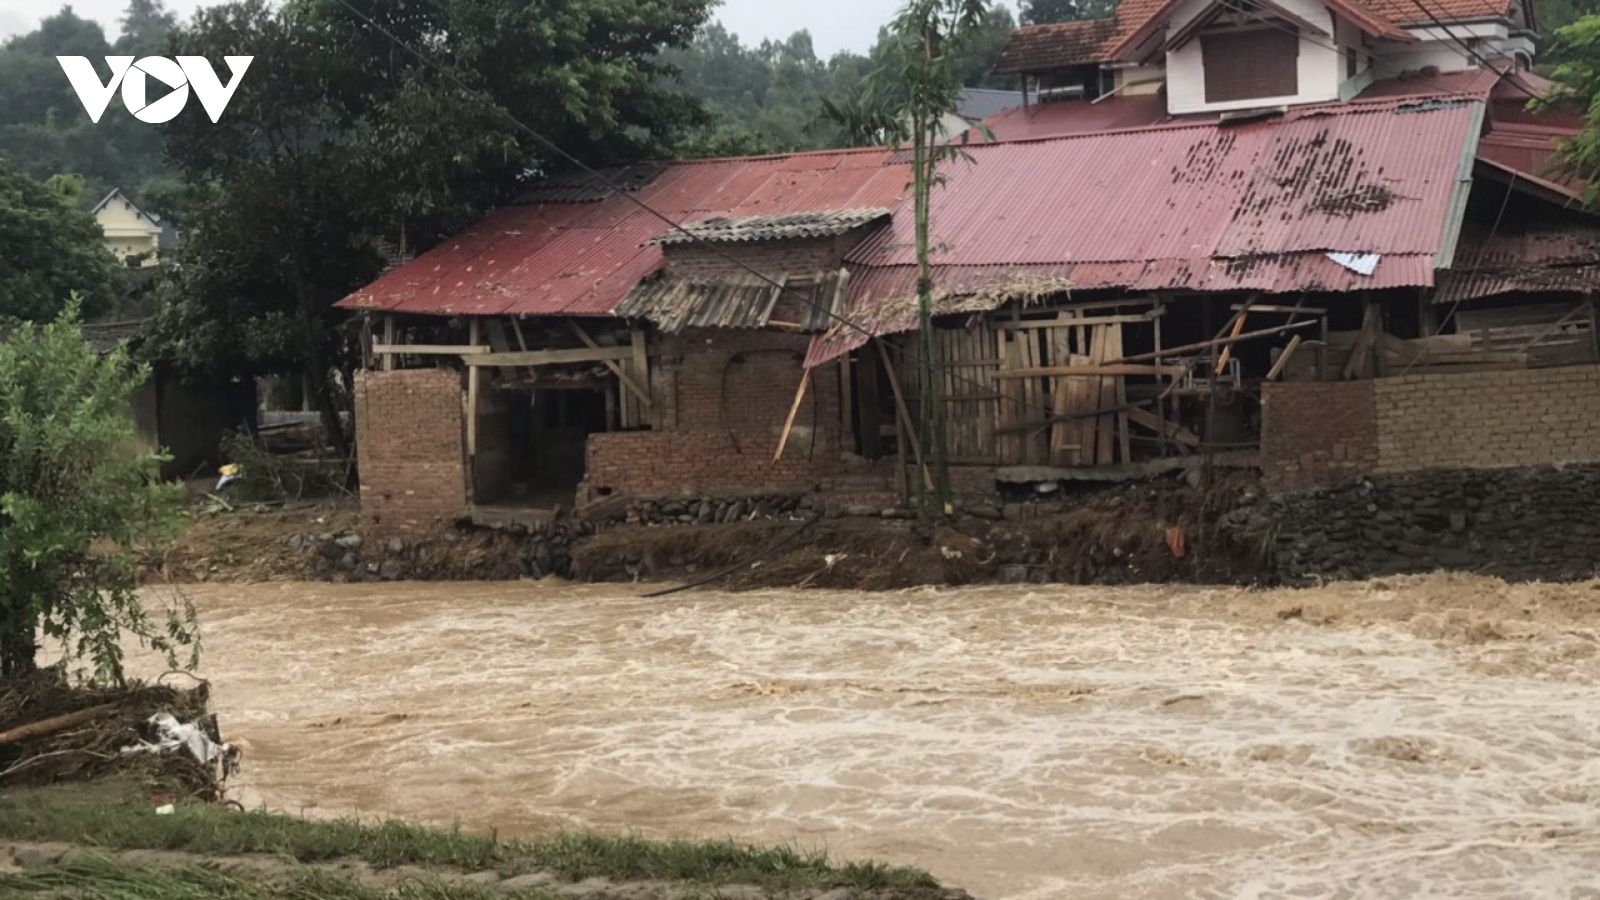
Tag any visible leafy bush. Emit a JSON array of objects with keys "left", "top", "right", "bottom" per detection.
[{"left": 0, "top": 300, "right": 196, "bottom": 682}]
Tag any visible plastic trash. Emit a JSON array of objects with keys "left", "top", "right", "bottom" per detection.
[{"left": 120, "top": 713, "right": 236, "bottom": 767}]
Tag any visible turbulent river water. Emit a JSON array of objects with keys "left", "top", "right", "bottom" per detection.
[{"left": 147, "top": 575, "right": 1600, "bottom": 900}]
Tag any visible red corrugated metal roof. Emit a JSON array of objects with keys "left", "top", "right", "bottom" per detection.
[
  {"left": 806, "top": 100, "right": 1482, "bottom": 367},
  {"left": 339, "top": 148, "right": 910, "bottom": 317},
  {"left": 850, "top": 100, "right": 1479, "bottom": 270}
]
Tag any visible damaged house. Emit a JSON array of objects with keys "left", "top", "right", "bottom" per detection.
[{"left": 339, "top": 0, "right": 1600, "bottom": 535}]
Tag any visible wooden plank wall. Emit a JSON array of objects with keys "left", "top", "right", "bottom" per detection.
[{"left": 892, "top": 312, "right": 1153, "bottom": 468}]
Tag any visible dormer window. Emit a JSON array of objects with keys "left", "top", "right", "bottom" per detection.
[{"left": 1201, "top": 27, "right": 1299, "bottom": 103}]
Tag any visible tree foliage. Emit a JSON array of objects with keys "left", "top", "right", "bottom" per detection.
[
  {"left": 1540, "top": 15, "right": 1600, "bottom": 205},
  {"left": 0, "top": 158, "right": 121, "bottom": 323},
  {"left": 663, "top": 4, "right": 1019, "bottom": 155},
  {"left": 0, "top": 2, "right": 180, "bottom": 212},
  {"left": 1018, "top": 0, "right": 1121, "bottom": 25},
  {"left": 147, "top": 0, "right": 715, "bottom": 456},
  {"left": 0, "top": 300, "right": 194, "bottom": 683}
]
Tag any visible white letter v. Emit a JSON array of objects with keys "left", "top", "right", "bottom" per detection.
[
  {"left": 57, "top": 56, "right": 134, "bottom": 123},
  {"left": 178, "top": 56, "right": 253, "bottom": 123}
]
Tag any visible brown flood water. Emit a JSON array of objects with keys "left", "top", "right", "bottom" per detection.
[{"left": 135, "top": 575, "right": 1600, "bottom": 900}]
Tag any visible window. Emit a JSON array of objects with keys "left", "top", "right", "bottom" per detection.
[
  {"left": 1202, "top": 28, "right": 1299, "bottom": 103},
  {"left": 1346, "top": 47, "right": 1357, "bottom": 80}
]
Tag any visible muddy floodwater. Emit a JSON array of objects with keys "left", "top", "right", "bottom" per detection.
[{"left": 151, "top": 576, "right": 1600, "bottom": 899}]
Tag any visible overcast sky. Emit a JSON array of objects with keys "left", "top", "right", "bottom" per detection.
[{"left": 0, "top": 0, "right": 1026, "bottom": 57}]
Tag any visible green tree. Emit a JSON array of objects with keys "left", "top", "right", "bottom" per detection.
[
  {"left": 0, "top": 158, "right": 121, "bottom": 322},
  {"left": 0, "top": 300, "right": 194, "bottom": 681},
  {"left": 150, "top": 0, "right": 714, "bottom": 457},
  {"left": 1540, "top": 16, "right": 1600, "bottom": 203},
  {"left": 876, "top": 0, "right": 993, "bottom": 514},
  {"left": 1018, "top": 0, "right": 1120, "bottom": 24}
]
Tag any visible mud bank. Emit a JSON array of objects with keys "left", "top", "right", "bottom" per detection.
[{"left": 142, "top": 473, "right": 1268, "bottom": 589}]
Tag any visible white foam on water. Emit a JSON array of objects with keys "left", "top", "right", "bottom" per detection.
[{"left": 134, "top": 576, "right": 1600, "bottom": 900}]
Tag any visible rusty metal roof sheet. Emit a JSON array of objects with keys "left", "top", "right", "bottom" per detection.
[
  {"left": 339, "top": 149, "right": 909, "bottom": 318},
  {"left": 850, "top": 100, "right": 1481, "bottom": 269},
  {"left": 651, "top": 209, "right": 891, "bottom": 245},
  {"left": 615, "top": 272, "right": 845, "bottom": 333},
  {"left": 808, "top": 100, "right": 1484, "bottom": 367},
  {"left": 1435, "top": 225, "right": 1600, "bottom": 303}
]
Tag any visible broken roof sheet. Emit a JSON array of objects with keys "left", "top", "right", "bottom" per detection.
[
  {"left": 338, "top": 150, "right": 909, "bottom": 318},
  {"left": 614, "top": 272, "right": 845, "bottom": 333},
  {"left": 650, "top": 209, "right": 891, "bottom": 245}
]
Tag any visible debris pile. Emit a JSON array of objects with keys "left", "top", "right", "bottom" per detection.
[{"left": 0, "top": 667, "right": 234, "bottom": 801}]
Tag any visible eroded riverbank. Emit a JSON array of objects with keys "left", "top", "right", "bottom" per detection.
[{"left": 145, "top": 575, "right": 1600, "bottom": 900}]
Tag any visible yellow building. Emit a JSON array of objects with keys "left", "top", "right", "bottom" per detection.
[{"left": 92, "top": 188, "right": 177, "bottom": 268}]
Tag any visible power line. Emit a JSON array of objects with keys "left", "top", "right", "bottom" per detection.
[
  {"left": 1404, "top": 0, "right": 1545, "bottom": 103},
  {"left": 330, "top": 0, "right": 1092, "bottom": 437}
]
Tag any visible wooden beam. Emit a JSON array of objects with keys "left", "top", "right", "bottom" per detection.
[
  {"left": 994, "top": 312, "right": 1163, "bottom": 329},
  {"left": 773, "top": 370, "right": 812, "bottom": 463},
  {"left": 1266, "top": 335, "right": 1303, "bottom": 381},
  {"left": 462, "top": 346, "right": 633, "bottom": 367},
  {"left": 373, "top": 343, "right": 491, "bottom": 356},
  {"left": 1215, "top": 312, "right": 1249, "bottom": 375},
  {"left": 1230, "top": 303, "right": 1327, "bottom": 315},
  {"left": 1108, "top": 320, "right": 1316, "bottom": 365},
  {"left": 1127, "top": 407, "right": 1199, "bottom": 446},
  {"left": 993, "top": 364, "right": 1187, "bottom": 379},
  {"left": 874, "top": 339, "right": 934, "bottom": 492},
  {"left": 565, "top": 320, "right": 654, "bottom": 408}
]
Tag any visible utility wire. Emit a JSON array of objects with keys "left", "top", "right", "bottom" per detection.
[{"left": 330, "top": 0, "right": 1080, "bottom": 430}]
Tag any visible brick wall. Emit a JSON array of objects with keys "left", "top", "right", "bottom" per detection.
[
  {"left": 1373, "top": 365, "right": 1600, "bottom": 473},
  {"left": 585, "top": 328, "right": 842, "bottom": 498},
  {"left": 1261, "top": 380, "right": 1378, "bottom": 492},
  {"left": 1262, "top": 364, "right": 1600, "bottom": 492},
  {"left": 354, "top": 369, "right": 467, "bottom": 535}
]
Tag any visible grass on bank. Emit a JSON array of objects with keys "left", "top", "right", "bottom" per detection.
[
  {"left": 2, "top": 853, "right": 536, "bottom": 900},
  {"left": 0, "top": 789, "right": 940, "bottom": 895}
]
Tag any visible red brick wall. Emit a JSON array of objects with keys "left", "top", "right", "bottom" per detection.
[
  {"left": 585, "top": 329, "right": 842, "bottom": 498},
  {"left": 354, "top": 369, "right": 468, "bottom": 534},
  {"left": 1260, "top": 380, "right": 1377, "bottom": 492}
]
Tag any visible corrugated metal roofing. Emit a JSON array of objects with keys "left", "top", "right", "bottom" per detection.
[
  {"left": 1435, "top": 225, "right": 1600, "bottom": 303},
  {"left": 651, "top": 209, "right": 891, "bottom": 245},
  {"left": 806, "top": 99, "right": 1483, "bottom": 368},
  {"left": 614, "top": 272, "right": 845, "bottom": 333},
  {"left": 849, "top": 100, "right": 1480, "bottom": 269},
  {"left": 339, "top": 149, "right": 910, "bottom": 317}
]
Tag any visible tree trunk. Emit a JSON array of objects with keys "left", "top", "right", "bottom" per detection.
[
  {"left": 0, "top": 615, "right": 37, "bottom": 680},
  {"left": 307, "top": 359, "right": 351, "bottom": 462}
]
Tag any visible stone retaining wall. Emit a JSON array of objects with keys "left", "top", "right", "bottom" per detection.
[{"left": 1243, "top": 463, "right": 1600, "bottom": 584}]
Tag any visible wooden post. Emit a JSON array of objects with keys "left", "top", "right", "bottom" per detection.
[
  {"left": 839, "top": 353, "right": 854, "bottom": 453},
  {"left": 1154, "top": 298, "right": 1169, "bottom": 458},
  {"left": 466, "top": 319, "right": 481, "bottom": 503},
  {"left": 1589, "top": 295, "right": 1598, "bottom": 362},
  {"left": 1419, "top": 289, "right": 1438, "bottom": 338},
  {"left": 381, "top": 315, "right": 396, "bottom": 371},
  {"left": 1266, "top": 335, "right": 1303, "bottom": 381},
  {"left": 631, "top": 328, "right": 650, "bottom": 427},
  {"left": 773, "top": 371, "right": 813, "bottom": 463},
  {"left": 875, "top": 339, "right": 934, "bottom": 493}
]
